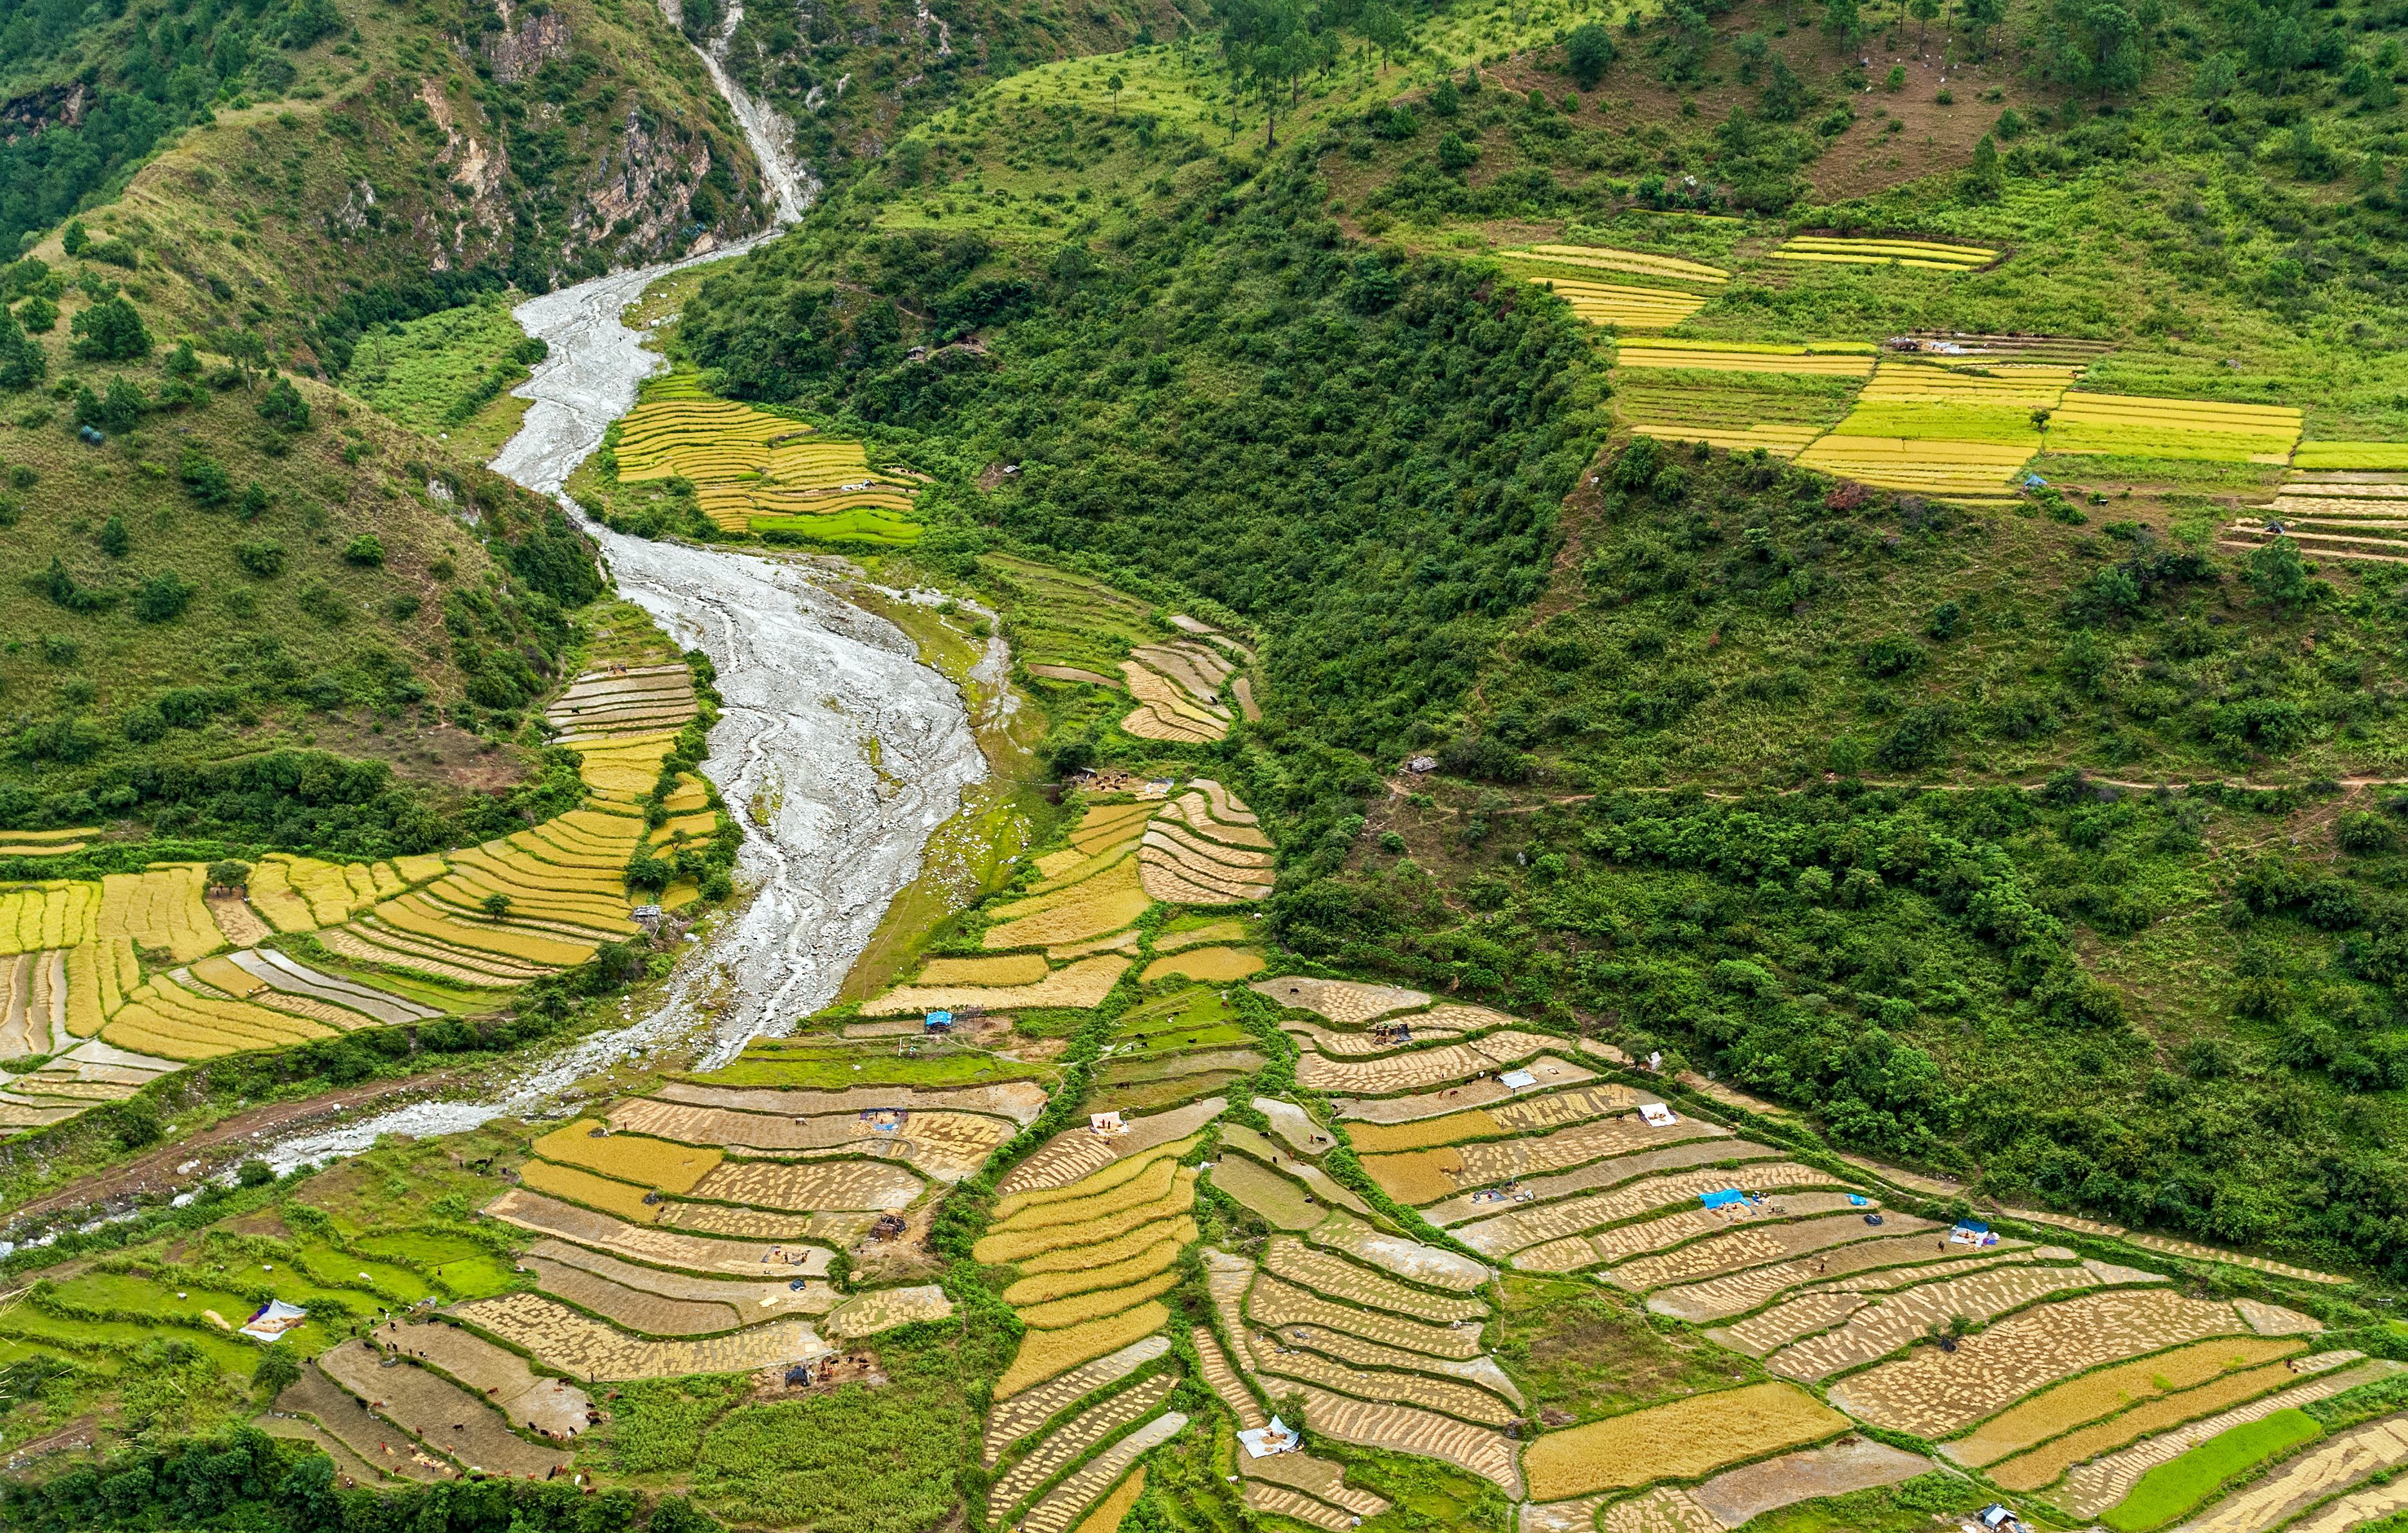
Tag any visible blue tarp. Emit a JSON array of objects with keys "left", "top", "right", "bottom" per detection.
[
  {"left": 1955, "top": 1219, "right": 1991, "bottom": 1236},
  {"left": 1699, "top": 1188, "right": 1747, "bottom": 1210}
]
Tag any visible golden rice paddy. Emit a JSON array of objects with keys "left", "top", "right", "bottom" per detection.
[
  {"left": 980, "top": 861, "right": 1153, "bottom": 950},
  {"left": 1946, "top": 1335, "right": 2307, "bottom": 1467},
  {"left": 1016, "top": 1269, "right": 1180, "bottom": 1330},
  {"left": 614, "top": 394, "right": 916, "bottom": 540},
  {"left": 97, "top": 867, "right": 224, "bottom": 961},
  {"left": 975, "top": 1168, "right": 1199, "bottom": 1264},
  {"left": 996, "top": 1155, "right": 1182, "bottom": 1233},
  {"left": 1138, "top": 945, "right": 1263, "bottom": 983},
  {"left": 1001, "top": 1235, "right": 1185, "bottom": 1306},
  {"left": 866, "top": 953, "right": 1132, "bottom": 1016},
  {"left": 1522, "top": 277, "right": 1708, "bottom": 330},
  {"left": 2045, "top": 392, "right": 2303, "bottom": 463},
  {"left": 1769, "top": 235, "right": 1997, "bottom": 270},
  {"left": 994, "top": 1299, "right": 1171, "bottom": 1398},
  {"left": 1986, "top": 1354, "right": 2315, "bottom": 1491},
  {"left": 1521, "top": 1382, "right": 1848, "bottom": 1498},
  {"left": 1016, "top": 1215, "right": 1198, "bottom": 1275},
  {"left": 518, "top": 1160, "right": 667, "bottom": 1224},
  {"left": 531, "top": 1119, "right": 723, "bottom": 1193},
  {"left": 1515, "top": 243, "right": 1729, "bottom": 282},
  {"left": 1616, "top": 345, "right": 1875, "bottom": 376}
]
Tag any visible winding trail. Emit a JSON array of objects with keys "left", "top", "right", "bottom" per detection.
[{"left": 241, "top": 26, "right": 983, "bottom": 1173}]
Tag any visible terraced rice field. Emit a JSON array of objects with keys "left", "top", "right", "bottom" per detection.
[
  {"left": 1519, "top": 275, "right": 1707, "bottom": 329},
  {"left": 1244, "top": 1446, "right": 1391, "bottom": 1523},
  {"left": 1192, "top": 1326, "right": 1264, "bottom": 1428},
  {"left": 1073, "top": 1469, "right": 1149, "bottom": 1533},
  {"left": 1139, "top": 784, "right": 1273, "bottom": 903},
  {"left": 997, "top": 1099, "right": 1223, "bottom": 1198},
  {"left": 1596, "top": 1487, "right": 1718, "bottom": 1533},
  {"left": 1290, "top": 1384, "right": 1522, "bottom": 1493},
  {"left": 248, "top": 856, "right": 414, "bottom": 932},
  {"left": 977, "top": 859, "right": 1153, "bottom": 952},
  {"left": 1827, "top": 1290, "right": 2254, "bottom": 1437},
  {"left": 824, "top": 1284, "right": 955, "bottom": 1337},
  {"left": 1210, "top": 1151, "right": 1326, "bottom": 1229},
  {"left": 1510, "top": 243, "right": 1729, "bottom": 283},
  {"left": 611, "top": 393, "right": 920, "bottom": 542},
  {"left": 482, "top": 1188, "right": 832, "bottom": 1276},
  {"left": 1619, "top": 373, "right": 1864, "bottom": 459},
  {"left": 1248, "top": 1274, "right": 1484, "bottom": 1359},
  {"left": 453, "top": 1292, "right": 829, "bottom": 1381},
  {"left": 531, "top": 1119, "right": 723, "bottom": 1191},
  {"left": 1765, "top": 1263, "right": 2108, "bottom": 1379},
  {"left": 1254, "top": 975, "right": 1428, "bottom": 1024},
  {"left": 1524, "top": 1382, "right": 1850, "bottom": 1498},
  {"left": 1793, "top": 433, "right": 2038, "bottom": 503},
  {"left": 1019, "top": 1411, "right": 1187, "bottom": 1533},
  {"left": 1689, "top": 1438, "right": 1934, "bottom": 1527},
  {"left": 1259, "top": 1347, "right": 1517, "bottom": 1424},
  {"left": 610, "top": 1098, "right": 1014, "bottom": 1181},
  {"left": 1120, "top": 659, "right": 1228, "bottom": 742},
  {"left": 983, "top": 1335, "right": 1174, "bottom": 1461},
  {"left": 1263, "top": 1236, "right": 1488, "bottom": 1322},
  {"left": 686, "top": 1157, "right": 925, "bottom": 1211},
  {"left": 988, "top": 1375, "right": 1177, "bottom": 1518},
  {"left": 97, "top": 866, "right": 221, "bottom": 960},
  {"left": 524, "top": 1257, "right": 743, "bottom": 1335},
  {"left": 1313, "top": 1210, "right": 1493, "bottom": 1290},
  {"left": 1947, "top": 1335, "right": 2325, "bottom": 1469},
  {"left": 1650, "top": 1234, "right": 2039, "bottom": 1323},
  {"left": 1768, "top": 235, "right": 1998, "bottom": 270},
  {"left": 544, "top": 664, "right": 699, "bottom": 744},
  {"left": 1363, "top": 1109, "right": 1727, "bottom": 1206},
  {"left": 996, "top": 1299, "right": 1172, "bottom": 1399},
  {"left": 1614, "top": 342, "right": 1875, "bottom": 376},
  {"left": 2295, "top": 441, "right": 2408, "bottom": 469},
  {"left": 381, "top": 1321, "right": 594, "bottom": 1438},
  {"left": 319, "top": 1339, "right": 570, "bottom": 1478},
  {"left": 520, "top": 1159, "right": 672, "bottom": 1222},
  {"left": 1985, "top": 1352, "right": 2335, "bottom": 1491},
  {"left": 866, "top": 953, "right": 1132, "bottom": 1014},
  {"left": 979, "top": 1168, "right": 1200, "bottom": 1263},
  {"left": 1298, "top": 1031, "right": 1560, "bottom": 1101},
  {"left": 1457, "top": 1162, "right": 1841, "bottom": 1258},
  {"left": 1138, "top": 945, "right": 1263, "bottom": 982},
  {"left": 2166, "top": 1414, "right": 2408, "bottom": 1533},
  {"left": 2055, "top": 1360, "right": 2403, "bottom": 1517},
  {"left": 658, "top": 1078, "right": 1052, "bottom": 1125},
  {"left": 2047, "top": 392, "right": 2303, "bottom": 463},
  {"left": 524, "top": 1238, "right": 835, "bottom": 1314}
]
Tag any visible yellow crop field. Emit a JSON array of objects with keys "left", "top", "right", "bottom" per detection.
[
  {"left": 1002, "top": 1235, "right": 1185, "bottom": 1306},
  {"left": 62, "top": 941, "right": 111, "bottom": 1037},
  {"left": 1794, "top": 436, "right": 2034, "bottom": 502},
  {"left": 994, "top": 1155, "right": 1181, "bottom": 1233},
  {"left": 2296, "top": 441, "right": 2408, "bottom": 470},
  {"left": 1070, "top": 802, "right": 1155, "bottom": 854},
  {"left": 0, "top": 883, "right": 96, "bottom": 955},
  {"left": 975, "top": 1169, "right": 1199, "bottom": 1264},
  {"left": 995, "top": 1140, "right": 1199, "bottom": 1221},
  {"left": 1522, "top": 277, "right": 1707, "bottom": 329},
  {"left": 1156, "top": 919, "right": 1249, "bottom": 951},
  {"left": 981, "top": 861, "right": 1153, "bottom": 950},
  {"left": 1631, "top": 423, "right": 1821, "bottom": 458},
  {"left": 1617, "top": 346, "right": 1875, "bottom": 376},
  {"left": 102, "top": 973, "right": 338, "bottom": 1059},
  {"left": 1946, "top": 1336, "right": 2306, "bottom": 1467},
  {"left": 2045, "top": 393, "right": 2303, "bottom": 463},
  {"left": 373, "top": 895, "right": 597, "bottom": 966},
  {"left": 1987, "top": 1355, "right": 2313, "bottom": 1492},
  {"left": 1019, "top": 1215, "right": 1199, "bottom": 1275},
  {"left": 867, "top": 954, "right": 1133, "bottom": 1016},
  {"left": 1517, "top": 243, "right": 1729, "bottom": 282},
  {"left": 1030, "top": 841, "right": 1140, "bottom": 894},
  {"left": 96, "top": 867, "right": 221, "bottom": 961},
  {"left": 1771, "top": 235, "right": 1996, "bottom": 270},
  {"left": 1121, "top": 663, "right": 1228, "bottom": 743},
  {"left": 532, "top": 1119, "right": 723, "bottom": 1193},
  {"left": 1139, "top": 946, "right": 1264, "bottom": 984},
  {"left": 518, "top": 1160, "right": 664, "bottom": 1223},
  {"left": 995, "top": 1299, "right": 1170, "bottom": 1399},
  {"left": 1016, "top": 1269, "right": 1180, "bottom": 1330},
  {"left": 1522, "top": 1382, "right": 1848, "bottom": 1498},
  {"left": 917, "top": 954, "right": 1051, "bottom": 986},
  {"left": 1072, "top": 1469, "right": 1145, "bottom": 1533}
]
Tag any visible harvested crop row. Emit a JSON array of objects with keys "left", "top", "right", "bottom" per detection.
[
  {"left": 994, "top": 1148, "right": 1189, "bottom": 1230},
  {"left": 1650, "top": 1235, "right": 2039, "bottom": 1323},
  {"left": 1157, "top": 794, "right": 1272, "bottom": 850},
  {"left": 1425, "top": 1137, "right": 1769, "bottom": 1225},
  {"left": 612, "top": 1099, "right": 1014, "bottom": 1179},
  {"left": 1291, "top": 1384, "right": 1522, "bottom": 1494},
  {"left": 1767, "top": 1262, "right": 2107, "bottom": 1379},
  {"left": 525, "top": 1257, "right": 741, "bottom": 1336},
  {"left": 1617, "top": 347, "right": 1875, "bottom": 376},
  {"left": 1020, "top": 1412, "right": 1187, "bottom": 1533},
  {"left": 1263, "top": 1236, "right": 1486, "bottom": 1322},
  {"left": 1013, "top": 1212, "right": 1199, "bottom": 1279},
  {"left": 1461, "top": 1162, "right": 1845, "bottom": 1257},
  {"left": 1362, "top": 1111, "right": 1726, "bottom": 1206},
  {"left": 866, "top": 953, "right": 1133, "bottom": 1016},
  {"left": 521, "top": 1161, "right": 666, "bottom": 1224},
  {"left": 1192, "top": 1326, "right": 1264, "bottom": 1429},
  {"left": 2056, "top": 1359, "right": 2401, "bottom": 1518},
  {"left": 1003, "top": 1236, "right": 1186, "bottom": 1307},
  {"left": 996, "top": 1299, "right": 1171, "bottom": 1399},
  {"left": 996, "top": 1100, "right": 1223, "bottom": 1198},
  {"left": 981, "top": 859, "right": 1151, "bottom": 949},
  {"left": 1254, "top": 973, "right": 1420, "bottom": 1021},
  {"left": 374, "top": 896, "right": 597, "bottom": 966},
  {"left": 657, "top": 1079, "right": 1053, "bottom": 1125},
  {"left": 481, "top": 1188, "right": 830, "bottom": 1276},
  {"left": 989, "top": 1374, "right": 1178, "bottom": 1518},
  {"left": 324, "top": 923, "right": 548, "bottom": 985},
  {"left": 1247, "top": 1273, "right": 1482, "bottom": 1360},
  {"left": 1946, "top": 1334, "right": 2316, "bottom": 1468},
  {"left": 1987, "top": 1352, "right": 2331, "bottom": 1491},
  {"left": 1828, "top": 1290, "right": 2253, "bottom": 1438},
  {"left": 983, "top": 1335, "right": 1174, "bottom": 1462},
  {"left": 455, "top": 1292, "right": 827, "bottom": 1382},
  {"left": 525, "top": 1238, "right": 837, "bottom": 1314},
  {"left": 1607, "top": 1209, "right": 1935, "bottom": 1291},
  {"left": 1522, "top": 243, "right": 1729, "bottom": 280},
  {"left": 689, "top": 1157, "right": 926, "bottom": 1211}
]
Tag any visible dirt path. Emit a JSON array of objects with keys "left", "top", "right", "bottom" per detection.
[{"left": 13, "top": 1069, "right": 466, "bottom": 1218}]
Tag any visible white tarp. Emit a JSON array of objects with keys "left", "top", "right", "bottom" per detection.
[
  {"left": 240, "top": 1299, "right": 307, "bottom": 1343},
  {"left": 1237, "top": 1416, "right": 1299, "bottom": 1458}
]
